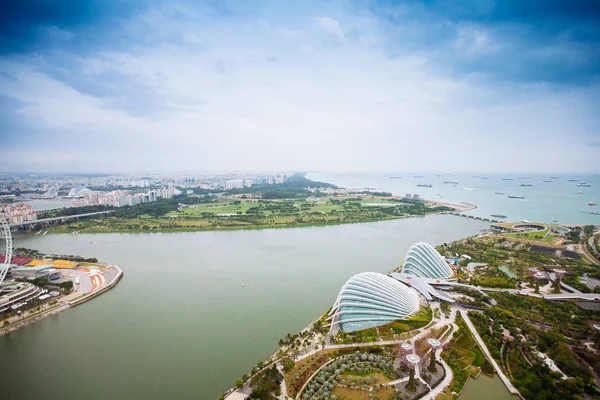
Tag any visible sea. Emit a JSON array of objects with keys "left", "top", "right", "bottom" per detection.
[{"left": 307, "top": 172, "right": 600, "bottom": 225}]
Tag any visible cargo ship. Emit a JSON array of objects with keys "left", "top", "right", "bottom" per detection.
[
  {"left": 508, "top": 195, "right": 525, "bottom": 199},
  {"left": 417, "top": 184, "right": 432, "bottom": 187},
  {"left": 519, "top": 183, "right": 534, "bottom": 187},
  {"left": 578, "top": 183, "right": 591, "bottom": 187}
]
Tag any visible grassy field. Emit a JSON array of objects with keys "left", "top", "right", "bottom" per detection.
[
  {"left": 331, "top": 380, "right": 395, "bottom": 400},
  {"left": 49, "top": 197, "right": 449, "bottom": 233},
  {"left": 502, "top": 228, "right": 554, "bottom": 243}
]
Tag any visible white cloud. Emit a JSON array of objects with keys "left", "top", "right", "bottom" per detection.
[
  {"left": 0, "top": 1, "right": 598, "bottom": 173},
  {"left": 314, "top": 16, "right": 345, "bottom": 43}
]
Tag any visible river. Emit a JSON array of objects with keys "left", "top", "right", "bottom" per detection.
[{"left": 0, "top": 215, "right": 488, "bottom": 400}]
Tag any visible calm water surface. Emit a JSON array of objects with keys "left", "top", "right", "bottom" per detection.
[
  {"left": 308, "top": 172, "right": 600, "bottom": 224},
  {"left": 460, "top": 374, "right": 517, "bottom": 399},
  {"left": 0, "top": 215, "right": 487, "bottom": 400}
]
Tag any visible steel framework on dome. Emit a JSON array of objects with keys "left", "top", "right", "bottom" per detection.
[
  {"left": 327, "top": 272, "right": 420, "bottom": 333},
  {"left": 401, "top": 242, "right": 454, "bottom": 279},
  {"left": 0, "top": 218, "right": 12, "bottom": 286}
]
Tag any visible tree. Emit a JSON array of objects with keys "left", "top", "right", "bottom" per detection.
[
  {"left": 235, "top": 379, "right": 244, "bottom": 389},
  {"left": 583, "top": 225, "right": 595, "bottom": 236}
]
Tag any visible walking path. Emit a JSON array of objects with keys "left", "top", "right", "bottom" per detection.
[{"left": 459, "top": 310, "right": 521, "bottom": 397}]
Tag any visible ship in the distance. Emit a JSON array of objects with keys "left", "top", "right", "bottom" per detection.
[
  {"left": 491, "top": 214, "right": 507, "bottom": 218},
  {"left": 508, "top": 195, "right": 525, "bottom": 199},
  {"left": 443, "top": 181, "right": 458, "bottom": 184},
  {"left": 520, "top": 183, "right": 534, "bottom": 187},
  {"left": 417, "top": 184, "right": 432, "bottom": 188}
]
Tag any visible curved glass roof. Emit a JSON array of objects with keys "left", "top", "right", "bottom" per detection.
[
  {"left": 401, "top": 242, "right": 453, "bottom": 279},
  {"left": 328, "top": 272, "right": 420, "bottom": 333}
]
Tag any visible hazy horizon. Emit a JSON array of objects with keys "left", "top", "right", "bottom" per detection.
[{"left": 1, "top": 1, "right": 599, "bottom": 173}]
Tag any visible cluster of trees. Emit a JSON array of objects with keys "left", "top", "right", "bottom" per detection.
[
  {"left": 15, "top": 277, "right": 73, "bottom": 292},
  {"left": 249, "top": 365, "right": 282, "bottom": 399},
  {"left": 470, "top": 294, "right": 600, "bottom": 399},
  {"left": 14, "top": 248, "right": 98, "bottom": 263},
  {"left": 225, "top": 175, "right": 336, "bottom": 200},
  {"left": 38, "top": 204, "right": 113, "bottom": 219}
]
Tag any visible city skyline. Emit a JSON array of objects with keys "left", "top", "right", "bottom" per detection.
[{"left": 1, "top": 0, "right": 599, "bottom": 173}]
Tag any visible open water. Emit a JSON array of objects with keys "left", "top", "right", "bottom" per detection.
[
  {"left": 308, "top": 172, "right": 600, "bottom": 225},
  {"left": 0, "top": 215, "right": 488, "bottom": 400}
]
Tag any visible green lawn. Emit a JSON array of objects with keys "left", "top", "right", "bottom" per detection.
[{"left": 502, "top": 228, "right": 554, "bottom": 243}]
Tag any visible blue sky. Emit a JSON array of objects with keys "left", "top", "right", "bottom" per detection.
[{"left": 1, "top": 0, "right": 599, "bottom": 173}]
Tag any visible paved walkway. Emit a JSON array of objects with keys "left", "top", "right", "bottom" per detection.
[{"left": 459, "top": 310, "right": 521, "bottom": 396}]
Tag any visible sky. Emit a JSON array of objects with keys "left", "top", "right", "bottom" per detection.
[{"left": 0, "top": 0, "right": 599, "bottom": 173}]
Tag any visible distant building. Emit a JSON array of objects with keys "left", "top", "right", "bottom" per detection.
[{"left": 1, "top": 203, "right": 37, "bottom": 224}]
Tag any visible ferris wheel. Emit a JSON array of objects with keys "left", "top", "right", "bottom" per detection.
[{"left": 0, "top": 217, "right": 12, "bottom": 286}]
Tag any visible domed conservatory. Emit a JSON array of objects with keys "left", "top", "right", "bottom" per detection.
[
  {"left": 327, "top": 272, "right": 420, "bottom": 333},
  {"left": 401, "top": 242, "right": 454, "bottom": 279}
]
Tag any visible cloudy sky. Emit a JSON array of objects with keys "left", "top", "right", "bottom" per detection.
[{"left": 1, "top": 0, "right": 599, "bottom": 173}]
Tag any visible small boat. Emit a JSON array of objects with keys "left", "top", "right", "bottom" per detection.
[
  {"left": 241, "top": 283, "right": 247, "bottom": 287},
  {"left": 543, "top": 180, "right": 552, "bottom": 183},
  {"left": 578, "top": 191, "right": 583, "bottom": 194},
  {"left": 491, "top": 214, "right": 507, "bottom": 218},
  {"left": 494, "top": 191, "right": 504, "bottom": 195},
  {"left": 578, "top": 183, "right": 591, "bottom": 187},
  {"left": 413, "top": 175, "right": 424, "bottom": 178},
  {"left": 502, "top": 178, "right": 514, "bottom": 181},
  {"left": 519, "top": 183, "right": 534, "bottom": 187},
  {"left": 508, "top": 195, "right": 525, "bottom": 199},
  {"left": 417, "top": 184, "right": 432, "bottom": 187},
  {"left": 34, "top": 230, "right": 42, "bottom": 235},
  {"left": 42, "top": 230, "right": 48, "bottom": 235},
  {"left": 443, "top": 181, "right": 458, "bottom": 184},
  {"left": 568, "top": 179, "right": 578, "bottom": 182},
  {"left": 462, "top": 187, "right": 475, "bottom": 191},
  {"left": 590, "top": 202, "right": 598, "bottom": 206}
]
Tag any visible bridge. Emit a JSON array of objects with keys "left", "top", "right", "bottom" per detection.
[
  {"left": 444, "top": 212, "right": 500, "bottom": 223},
  {"left": 7, "top": 211, "right": 114, "bottom": 229}
]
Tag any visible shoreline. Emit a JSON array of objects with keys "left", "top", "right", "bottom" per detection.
[
  {"left": 37, "top": 199, "right": 471, "bottom": 235},
  {"left": 0, "top": 264, "right": 123, "bottom": 336}
]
